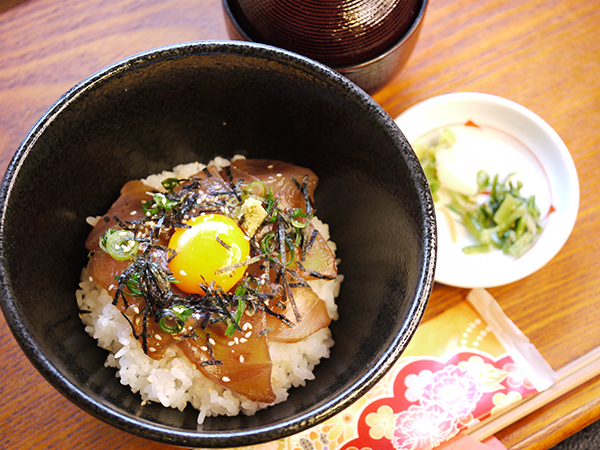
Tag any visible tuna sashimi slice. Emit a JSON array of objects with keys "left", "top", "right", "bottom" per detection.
[
  {"left": 266, "top": 286, "right": 331, "bottom": 343},
  {"left": 178, "top": 312, "right": 276, "bottom": 403}
]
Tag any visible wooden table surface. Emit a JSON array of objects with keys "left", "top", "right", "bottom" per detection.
[{"left": 1, "top": 0, "right": 599, "bottom": 448}]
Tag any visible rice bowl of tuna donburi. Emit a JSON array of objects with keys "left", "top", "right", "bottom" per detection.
[{"left": 0, "top": 41, "right": 436, "bottom": 448}]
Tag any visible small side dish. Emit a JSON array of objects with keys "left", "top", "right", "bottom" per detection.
[
  {"left": 396, "top": 92, "right": 579, "bottom": 288},
  {"left": 415, "top": 129, "right": 544, "bottom": 257},
  {"left": 77, "top": 156, "right": 343, "bottom": 423}
]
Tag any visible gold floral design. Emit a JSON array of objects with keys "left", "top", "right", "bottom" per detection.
[
  {"left": 491, "top": 391, "right": 523, "bottom": 415},
  {"left": 365, "top": 405, "right": 397, "bottom": 440},
  {"left": 457, "top": 355, "right": 508, "bottom": 392}
]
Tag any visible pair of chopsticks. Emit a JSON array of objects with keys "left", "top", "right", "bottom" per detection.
[{"left": 465, "top": 343, "right": 600, "bottom": 440}]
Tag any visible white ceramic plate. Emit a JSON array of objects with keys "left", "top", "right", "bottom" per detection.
[{"left": 395, "top": 92, "right": 579, "bottom": 288}]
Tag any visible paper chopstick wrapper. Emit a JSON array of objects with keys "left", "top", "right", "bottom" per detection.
[
  {"left": 466, "top": 288, "right": 556, "bottom": 392},
  {"left": 224, "top": 289, "right": 556, "bottom": 450}
]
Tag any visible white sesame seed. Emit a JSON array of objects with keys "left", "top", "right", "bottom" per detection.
[
  {"left": 239, "top": 355, "right": 245, "bottom": 363},
  {"left": 149, "top": 347, "right": 156, "bottom": 352},
  {"left": 155, "top": 334, "right": 162, "bottom": 341},
  {"left": 180, "top": 270, "right": 187, "bottom": 276},
  {"left": 240, "top": 338, "right": 247, "bottom": 343},
  {"left": 267, "top": 164, "right": 274, "bottom": 169},
  {"left": 209, "top": 338, "right": 216, "bottom": 346},
  {"left": 200, "top": 346, "right": 208, "bottom": 351},
  {"left": 234, "top": 337, "right": 239, "bottom": 344},
  {"left": 133, "top": 306, "right": 140, "bottom": 314},
  {"left": 222, "top": 376, "right": 230, "bottom": 382},
  {"left": 130, "top": 210, "right": 137, "bottom": 215},
  {"left": 245, "top": 331, "right": 252, "bottom": 338},
  {"left": 242, "top": 323, "right": 252, "bottom": 331},
  {"left": 227, "top": 341, "right": 235, "bottom": 347}
]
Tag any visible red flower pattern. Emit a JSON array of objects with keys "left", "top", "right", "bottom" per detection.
[
  {"left": 340, "top": 351, "right": 538, "bottom": 450},
  {"left": 420, "top": 365, "right": 482, "bottom": 418},
  {"left": 392, "top": 405, "right": 458, "bottom": 450}
]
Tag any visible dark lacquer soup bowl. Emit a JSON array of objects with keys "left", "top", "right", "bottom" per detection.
[
  {"left": 222, "top": 0, "right": 429, "bottom": 93},
  {"left": 0, "top": 41, "right": 435, "bottom": 448}
]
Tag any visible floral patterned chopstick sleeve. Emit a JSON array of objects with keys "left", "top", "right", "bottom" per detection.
[{"left": 232, "top": 289, "right": 556, "bottom": 450}]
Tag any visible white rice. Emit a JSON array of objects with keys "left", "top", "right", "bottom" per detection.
[{"left": 76, "top": 158, "right": 343, "bottom": 424}]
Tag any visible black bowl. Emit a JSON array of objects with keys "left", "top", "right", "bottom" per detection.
[{"left": 0, "top": 41, "right": 435, "bottom": 448}]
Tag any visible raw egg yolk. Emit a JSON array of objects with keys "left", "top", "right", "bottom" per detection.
[{"left": 168, "top": 214, "right": 250, "bottom": 294}]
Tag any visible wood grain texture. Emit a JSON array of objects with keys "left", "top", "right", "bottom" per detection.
[{"left": 1, "top": 0, "right": 600, "bottom": 448}]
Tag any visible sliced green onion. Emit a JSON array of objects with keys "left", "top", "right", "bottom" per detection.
[
  {"left": 161, "top": 178, "right": 181, "bottom": 192},
  {"left": 226, "top": 196, "right": 240, "bottom": 208},
  {"left": 260, "top": 231, "right": 296, "bottom": 265},
  {"left": 125, "top": 271, "right": 143, "bottom": 296},
  {"left": 172, "top": 305, "right": 193, "bottom": 321},
  {"left": 143, "top": 193, "right": 179, "bottom": 216},
  {"left": 154, "top": 193, "right": 179, "bottom": 211},
  {"left": 142, "top": 199, "right": 159, "bottom": 215},
  {"left": 99, "top": 229, "right": 139, "bottom": 261},
  {"left": 243, "top": 181, "right": 267, "bottom": 198},
  {"left": 285, "top": 241, "right": 296, "bottom": 266},
  {"left": 263, "top": 188, "right": 278, "bottom": 222},
  {"left": 159, "top": 310, "right": 184, "bottom": 334},
  {"left": 225, "top": 288, "right": 247, "bottom": 337},
  {"left": 291, "top": 208, "right": 306, "bottom": 218},
  {"left": 290, "top": 208, "right": 309, "bottom": 229},
  {"left": 260, "top": 231, "right": 276, "bottom": 255},
  {"left": 290, "top": 218, "right": 307, "bottom": 229},
  {"left": 158, "top": 306, "right": 193, "bottom": 334}
]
